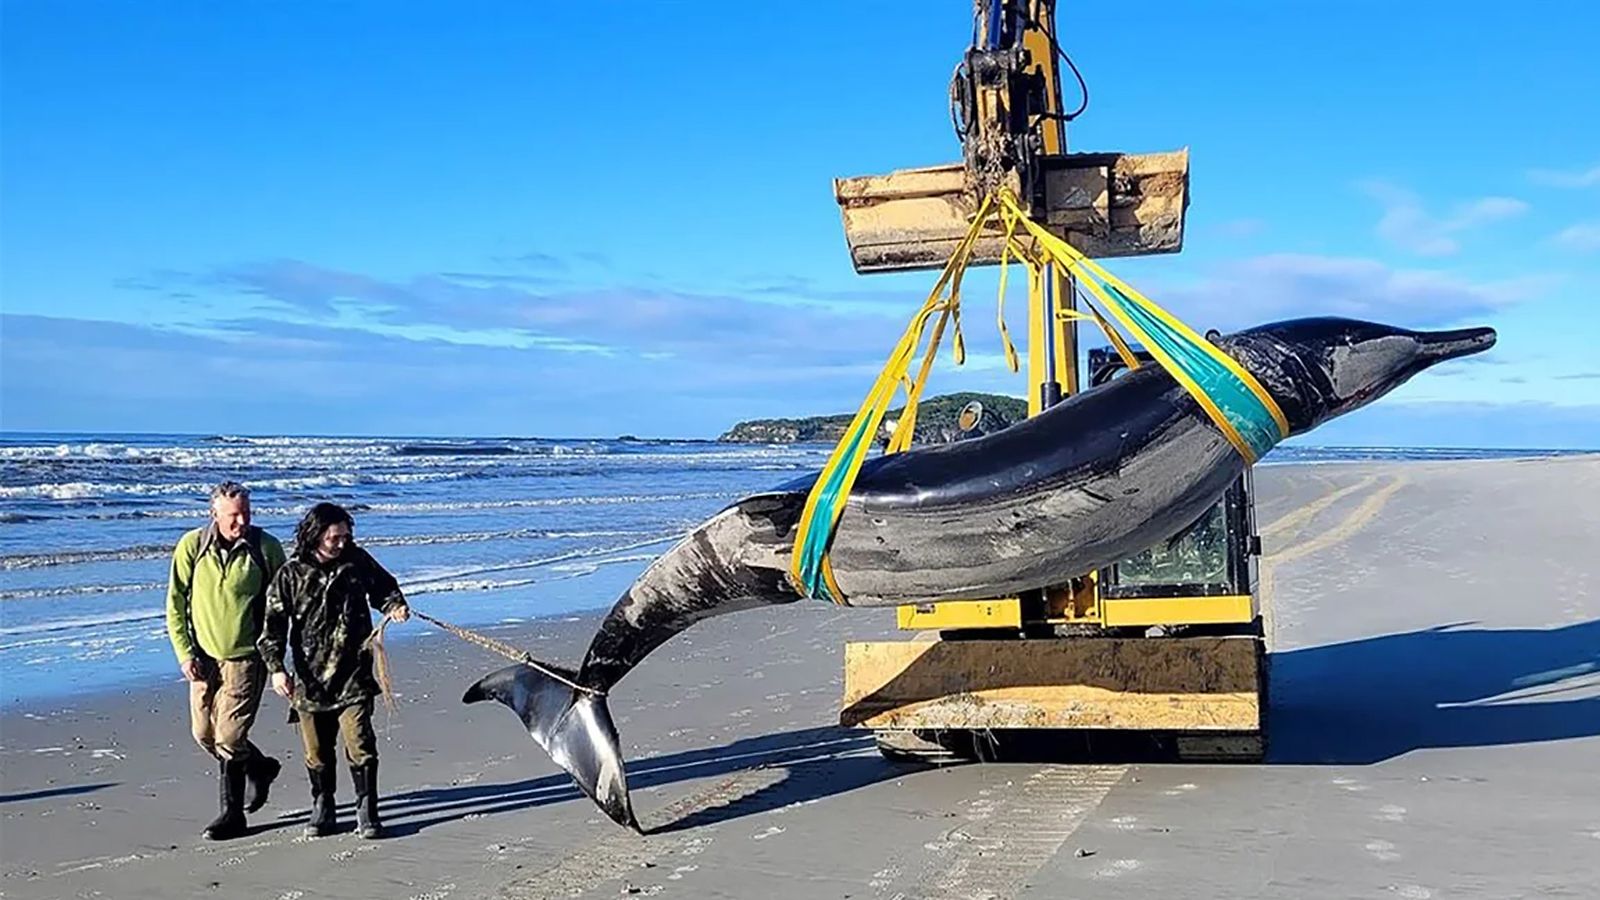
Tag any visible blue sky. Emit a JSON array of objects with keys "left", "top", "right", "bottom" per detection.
[{"left": 2, "top": 1, "right": 1597, "bottom": 446}]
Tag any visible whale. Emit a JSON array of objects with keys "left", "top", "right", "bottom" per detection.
[{"left": 462, "top": 316, "right": 1497, "bottom": 831}]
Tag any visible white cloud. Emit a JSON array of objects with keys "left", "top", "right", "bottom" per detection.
[
  {"left": 1528, "top": 163, "right": 1600, "bottom": 189},
  {"left": 146, "top": 258, "right": 925, "bottom": 368},
  {"left": 1361, "top": 181, "right": 1530, "bottom": 256},
  {"left": 1553, "top": 223, "right": 1600, "bottom": 253},
  {"left": 1147, "top": 253, "right": 1537, "bottom": 333}
]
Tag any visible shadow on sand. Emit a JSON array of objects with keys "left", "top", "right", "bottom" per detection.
[
  {"left": 0, "top": 782, "right": 119, "bottom": 805},
  {"left": 372, "top": 725, "right": 897, "bottom": 837},
  {"left": 287, "top": 619, "right": 1600, "bottom": 837},
  {"left": 1266, "top": 617, "right": 1600, "bottom": 764}
]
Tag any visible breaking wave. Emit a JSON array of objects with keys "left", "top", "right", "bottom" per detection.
[
  {"left": 0, "top": 527, "right": 668, "bottom": 571},
  {"left": 0, "top": 469, "right": 484, "bottom": 501}
]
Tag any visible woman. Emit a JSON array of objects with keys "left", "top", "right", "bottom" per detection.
[{"left": 258, "top": 502, "right": 410, "bottom": 839}]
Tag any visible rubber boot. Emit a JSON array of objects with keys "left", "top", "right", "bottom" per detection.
[
  {"left": 303, "top": 765, "right": 337, "bottom": 838},
  {"left": 245, "top": 752, "right": 281, "bottom": 814},
  {"left": 350, "top": 760, "right": 383, "bottom": 839},
  {"left": 202, "top": 756, "right": 249, "bottom": 840}
]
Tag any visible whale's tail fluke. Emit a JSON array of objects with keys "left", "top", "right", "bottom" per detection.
[{"left": 463, "top": 662, "right": 639, "bottom": 832}]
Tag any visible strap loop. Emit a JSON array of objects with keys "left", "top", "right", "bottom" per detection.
[{"left": 788, "top": 189, "right": 1289, "bottom": 603}]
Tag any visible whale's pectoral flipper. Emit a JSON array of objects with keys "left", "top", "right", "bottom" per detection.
[{"left": 463, "top": 663, "right": 639, "bottom": 832}]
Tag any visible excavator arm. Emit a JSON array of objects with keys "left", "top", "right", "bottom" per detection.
[{"left": 834, "top": 0, "right": 1189, "bottom": 274}]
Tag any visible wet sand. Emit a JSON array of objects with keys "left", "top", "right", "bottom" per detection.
[{"left": 3, "top": 457, "right": 1598, "bottom": 899}]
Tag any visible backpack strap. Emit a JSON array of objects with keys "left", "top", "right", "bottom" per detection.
[
  {"left": 241, "top": 526, "right": 272, "bottom": 633},
  {"left": 241, "top": 527, "right": 270, "bottom": 588},
  {"left": 193, "top": 524, "right": 216, "bottom": 565},
  {"left": 183, "top": 526, "right": 214, "bottom": 662}
]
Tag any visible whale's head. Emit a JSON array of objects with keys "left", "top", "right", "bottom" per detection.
[{"left": 1219, "top": 317, "right": 1496, "bottom": 436}]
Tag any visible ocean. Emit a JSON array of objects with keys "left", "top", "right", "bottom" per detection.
[{"left": 0, "top": 432, "right": 1587, "bottom": 708}]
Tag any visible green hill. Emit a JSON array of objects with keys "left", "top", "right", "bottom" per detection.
[{"left": 718, "top": 391, "right": 1027, "bottom": 445}]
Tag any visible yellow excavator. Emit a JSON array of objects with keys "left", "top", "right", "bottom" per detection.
[{"left": 832, "top": 0, "right": 1268, "bottom": 763}]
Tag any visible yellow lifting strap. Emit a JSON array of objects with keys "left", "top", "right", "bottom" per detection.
[
  {"left": 787, "top": 190, "right": 1289, "bottom": 604},
  {"left": 992, "top": 190, "right": 1289, "bottom": 462},
  {"left": 787, "top": 194, "right": 996, "bottom": 603}
]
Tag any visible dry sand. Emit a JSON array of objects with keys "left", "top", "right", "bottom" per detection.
[{"left": 3, "top": 457, "right": 1598, "bottom": 899}]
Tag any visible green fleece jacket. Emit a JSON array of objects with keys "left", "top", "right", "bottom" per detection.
[{"left": 166, "top": 525, "right": 287, "bottom": 662}]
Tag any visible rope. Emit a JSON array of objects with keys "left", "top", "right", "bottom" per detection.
[{"left": 363, "top": 608, "right": 603, "bottom": 703}]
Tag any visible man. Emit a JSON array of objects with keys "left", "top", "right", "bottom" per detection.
[
  {"left": 165, "top": 481, "right": 288, "bottom": 841},
  {"left": 259, "top": 502, "right": 410, "bottom": 840}
]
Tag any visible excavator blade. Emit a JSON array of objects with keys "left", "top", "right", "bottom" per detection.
[{"left": 834, "top": 149, "right": 1190, "bottom": 274}]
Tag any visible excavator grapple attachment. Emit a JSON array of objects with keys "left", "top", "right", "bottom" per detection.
[{"left": 834, "top": 149, "right": 1190, "bottom": 274}]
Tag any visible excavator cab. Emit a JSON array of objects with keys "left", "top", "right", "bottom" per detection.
[{"left": 1088, "top": 347, "right": 1263, "bottom": 623}]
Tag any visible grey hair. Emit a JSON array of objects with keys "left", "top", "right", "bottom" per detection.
[{"left": 210, "top": 481, "right": 251, "bottom": 502}]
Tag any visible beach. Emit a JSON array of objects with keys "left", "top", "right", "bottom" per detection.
[{"left": 3, "top": 455, "right": 1599, "bottom": 899}]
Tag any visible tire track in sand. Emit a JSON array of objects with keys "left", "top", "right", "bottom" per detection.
[
  {"left": 877, "top": 764, "right": 1127, "bottom": 900},
  {"left": 1260, "top": 474, "right": 1383, "bottom": 544},
  {"left": 1261, "top": 474, "right": 1409, "bottom": 646}
]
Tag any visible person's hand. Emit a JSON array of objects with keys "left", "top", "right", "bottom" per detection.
[
  {"left": 272, "top": 672, "right": 294, "bottom": 698},
  {"left": 180, "top": 658, "right": 204, "bottom": 682},
  {"left": 390, "top": 604, "right": 411, "bottom": 624}
]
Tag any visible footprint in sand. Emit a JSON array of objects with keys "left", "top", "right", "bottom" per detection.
[
  {"left": 1366, "top": 839, "right": 1401, "bottom": 862},
  {"left": 1093, "top": 859, "right": 1142, "bottom": 879}
]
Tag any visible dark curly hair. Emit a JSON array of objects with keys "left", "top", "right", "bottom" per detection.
[{"left": 293, "top": 502, "right": 354, "bottom": 560}]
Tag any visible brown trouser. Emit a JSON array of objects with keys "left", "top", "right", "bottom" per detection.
[
  {"left": 298, "top": 700, "right": 378, "bottom": 770},
  {"left": 190, "top": 655, "right": 266, "bottom": 761}
]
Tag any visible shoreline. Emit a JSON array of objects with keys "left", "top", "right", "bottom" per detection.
[
  {"left": 6, "top": 427, "right": 1595, "bottom": 452},
  {"left": 0, "top": 605, "right": 616, "bottom": 714}
]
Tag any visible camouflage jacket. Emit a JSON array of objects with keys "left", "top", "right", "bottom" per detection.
[{"left": 258, "top": 545, "right": 407, "bottom": 713}]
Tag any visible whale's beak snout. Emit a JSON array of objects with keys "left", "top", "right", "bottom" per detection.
[{"left": 1417, "top": 326, "right": 1497, "bottom": 364}]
